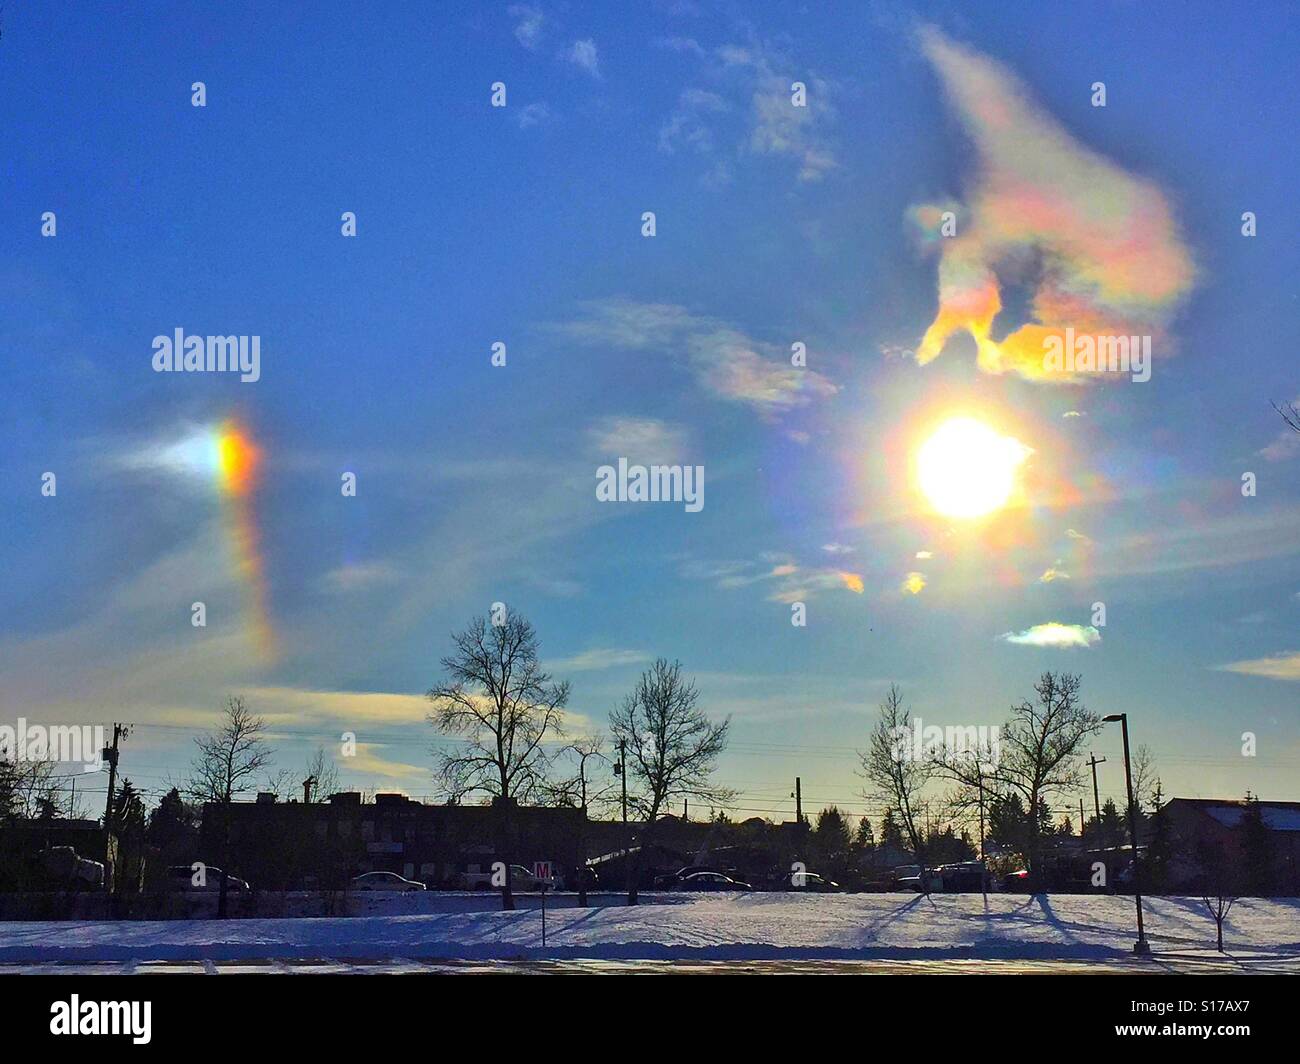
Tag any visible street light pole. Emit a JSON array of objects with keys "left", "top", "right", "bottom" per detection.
[{"left": 1103, "top": 713, "right": 1149, "bottom": 956}]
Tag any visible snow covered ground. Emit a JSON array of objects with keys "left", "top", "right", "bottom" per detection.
[{"left": 2, "top": 893, "right": 1297, "bottom": 968}]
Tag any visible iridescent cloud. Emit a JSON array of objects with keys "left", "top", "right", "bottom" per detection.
[
  {"left": 1001, "top": 623, "right": 1100, "bottom": 648},
  {"left": 909, "top": 27, "right": 1195, "bottom": 382}
]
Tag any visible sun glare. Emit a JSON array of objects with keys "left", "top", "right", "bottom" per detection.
[{"left": 916, "top": 417, "right": 1030, "bottom": 519}]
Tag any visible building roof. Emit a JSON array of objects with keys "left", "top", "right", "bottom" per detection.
[{"left": 1166, "top": 798, "right": 1300, "bottom": 833}]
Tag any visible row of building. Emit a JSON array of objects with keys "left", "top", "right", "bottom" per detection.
[{"left": 4, "top": 793, "right": 1299, "bottom": 895}]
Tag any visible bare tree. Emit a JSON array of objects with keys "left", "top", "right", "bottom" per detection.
[
  {"left": 934, "top": 673, "right": 1099, "bottom": 888},
  {"left": 427, "top": 609, "right": 569, "bottom": 911},
  {"left": 860, "top": 684, "right": 932, "bottom": 880},
  {"left": 187, "top": 695, "right": 274, "bottom": 918},
  {"left": 538, "top": 735, "right": 616, "bottom": 815},
  {"left": 609, "top": 659, "right": 731, "bottom": 905},
  {"left": 1198, "top": 839, "right": 1238, "bottom": 952},
  {"left": 302, "top": 746, "right": 341, "bottom": 803},
  {"left": 1129, "top": 744, "right": 1159, "bottom": 820},
  {"left": 537, "top": 735, "right": 615, "bottom": 906},
  {"left": 1272, "top": 399, "right": 1300, "bottom": 434}
]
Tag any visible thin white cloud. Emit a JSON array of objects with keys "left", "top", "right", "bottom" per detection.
[
  {"left": 554, "top": 299, "right": 838, "bottom": 416},
  {"left": 320, "top": 562, "right": 402, "bottom": 594},
  {"left": 547, "top": 648, "right": 650, "bottom": 672},
  {"left": 586, "top": 416, "right": 689, "bottom": 464},
  {"left": 508, "top": 4, "right": 544, "bottom": 49},
  {"left": 659, "top": 89, "right": 730, "bottom": 155},
  {"left": 1215, "top": 651, "right": 1300, "bottom": 682},
  {"left": 657, "top": 34, "right": 837, "bottom": 182},
  {"left": 515, "top": 101, "right": 552, "bottom": 129},
  {"left": 563, "top": 38, "right": 601, "bottom": 78},
  {"left": 1001, "top": 623, "right": 1100, "bottom": 648}
]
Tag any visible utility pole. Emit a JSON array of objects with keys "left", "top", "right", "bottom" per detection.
[
  {"left": 574, "top": 746, "right": 601, "bottom": 908},
  {"left": 683, "top": 798, "right": 688, "bottom": 821},
  {"left": 793, "top": 777, "right": 803, "bottom": 825},
  {"left": 1080, "top": 798, "right": 1086, "bottom": 843},
  {"left": 102, "top": 723, "right": 129, "bottom": 827},
  {"left": 1102, "top": 713, "right": 1149, "bottom": 955},
  {"left": 1087, "top": 754, "right": 1107, "bottom": 824},
  {"left": 616, "top": 739, "right": 628, "bottom": 827},
  {"left": 101, "top": 723, "right": 129, "bottom": 898}
]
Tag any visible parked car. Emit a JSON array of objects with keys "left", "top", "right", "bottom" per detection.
[
  {"left": 679, "top": 871, "right": 753, "bottom": 892},
  {"left": 786, "top": 870, "right": 842, "bottom": 892},
  {"left": 570, "top": 865, "right": 600, "bottom": 890},
  {"left": 653, "top": 865, "right": 722, "bottom": 889},
  {"left": 890, "top": 864, "right": 941, "bottom": 893},
  {"left": 166, "top": 864, "right": 250, "bottom": 893},
  {"left": 999, "top": 869, "right": 1031, "bottom": 892},
  {"left": 350, "top": 871, "right": 427, "bottom": 892},
  {"left": 934, "top": 862, "right": 989, "bottom": 893},
  {"left": 39, "top": 846, "right": 104, "bottom": 889},
  {"left": 456, "top": 864, "right": 556, "bottom": 891}
]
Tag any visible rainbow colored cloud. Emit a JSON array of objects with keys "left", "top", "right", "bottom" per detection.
[{"left": 908, "top": 27, "right": 1196, "bottom": 381}]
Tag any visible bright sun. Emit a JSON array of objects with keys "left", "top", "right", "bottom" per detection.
[{"left": 916, "top": 417, "right": 1030, "bottom": 519}]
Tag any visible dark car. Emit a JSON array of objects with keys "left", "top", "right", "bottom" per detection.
[
  {"left": 680, "top": 871, "right": 753, "bottom": 892},
  {"left": 571, "top": 865, "right": 601, "bottom": 890},
  {"left": 166, "top": 864, "right": 250, "bottom": 893},
  {"left": 786, "top": 871, "right": 842, "bottom": 892},
  {"left": 935, "top": 862, "right": 989, "bottom": 893},
  {"left": 999, "top": 869, "right": 1031, "bottom": 892}
]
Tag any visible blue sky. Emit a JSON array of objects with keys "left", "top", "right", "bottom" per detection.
[{"left": 2, "top": 1, "right": 1298, "bottom": 825}]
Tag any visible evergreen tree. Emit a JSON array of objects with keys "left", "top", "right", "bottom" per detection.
[
  {"left": 854, "top": 816, "right": 874, "bottom": 852},
  {"left": 1098, "top": 798, "right": 1125, "bottom": 849},
  {"left": 1146, "top": 804, "right": 1171, "bottom": 892},
  {"left": 988, "top": 792, "right": 1030, "bottom": 856},
  {"left": 812, "top": 806, "right": 853, "bottom": 880},
  {"left": 1240, "top": 800, "right": 1275, "bottom": 896},
  {"left": 878, "top": 807, "right": 905, "bottom": 850}
]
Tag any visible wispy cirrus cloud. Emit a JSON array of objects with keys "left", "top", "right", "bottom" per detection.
[
  {"left": 908, "top": 26, "right": 1195, "bottom": 381},
  {"left": 508, "top": 4, "right": 545, "bottom": 50},
  {"left": 1000, "top": 623, "right": 1101, "bottom": 648},
  {"left": 515, "top": 101, "right": 552, "bottom": 129},
  {"left": 656, "top": 32, "right": 837, "bottom": 183},
  {"left": 1215, "top": 651, "right": 1300, "bottom": 682},
  {"left": 320, "top": 562, "right": 402, "bottom": 594},
  {"left": 547, "top": 648, "right": 650, "bottom": 672},
  {"left": 554, "top": 298, "right": 838, "bottom": 416},
  {"left": 586, "top": 415, "right": 689, "bottom": 464},
  {"left": 681, "top": 554, "right": 863, "bottom": 603},
  {"left": 563, "top": 38, "right": 601, "bottom": 78}
]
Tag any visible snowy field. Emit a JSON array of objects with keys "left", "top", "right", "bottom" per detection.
[{"left": 2, "top": 893, "right": 1299, "bottom": 969}]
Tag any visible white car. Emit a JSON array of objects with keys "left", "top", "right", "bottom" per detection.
[
  {"left": 457, "top": 864, "right": 556, "bottom": 891},
  {"left": 351, "top": 871, "right": 427, "bottom": 892}
]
